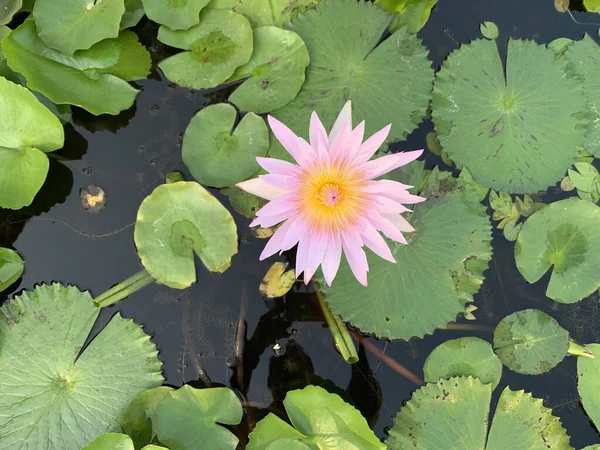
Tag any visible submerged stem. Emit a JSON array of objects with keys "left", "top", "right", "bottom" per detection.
[
  {"left": 315, "top": 289, "right": 358, "bottom": 364},
  {"left": 94, "top": 269, "right": 154, "bottom": 308},
  {"left": 568, "top": 340, "right": 595, "bottom": 359}
]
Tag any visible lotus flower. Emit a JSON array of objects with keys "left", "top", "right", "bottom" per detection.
[{"left": 237, "top": 101, "right": 425, "bottom": 286}]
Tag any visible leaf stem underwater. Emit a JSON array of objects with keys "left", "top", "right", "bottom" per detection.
[
  {"left": 316, "top": 288, "right": 359, "bottom": 364},
  {"left": 93, "top": 269, "right": 155, "bottom": 308}
]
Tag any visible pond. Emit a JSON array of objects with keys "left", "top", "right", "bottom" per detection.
[{"left": 2, "top": 0, "right": 600, "bottom": 448}]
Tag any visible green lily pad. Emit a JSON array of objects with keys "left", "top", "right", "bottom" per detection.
[
  {"left": 578, "top": 343, "right": 600, "bottom": 430},
  {"left": 0, "top": 75, "right": 64, "bottom": 209},
  {"left": 493, "top": 309, "right": 569, "bottom": 375},
  {"left": 182, "top": 103, "right": 269, "bottom": 188},
  {"left": 103, "top": 31, "right": 151, "bottom": 81},
  {"left": 0, "top": 247, "right": 23, "bottom": 292},
  {"left": 585, "top": 0, "right": 600, "bottom": 11},
  {"left": 0, "top": 0, "right": 21, "bottom": 25},
  {"left": 206, "top": 0, "right": 324, "bottom": 27},
  {"left": 268, "top": 0, "right": 433, "bottom": 161},
  {"left": 387, "top": 377, "right": 572, "bottom": 449},
  {"left": 247, "top": 385, "right": 384, "bottom": 450},
  {"left": 317, "top": 169, "right": 492, "bottom": 340},
  {"left": 3, "top": 20, "right": 139, "bottom": 115},
  {"left": 154, "top": 386, "right": 243, "bottom": 450},
  {"left": 515, "top": 198, "right": 600, "bottom": 303},
  {"left": 83, "top": 433, "right": 134, "bottom": 450},
  {"left": 142, "top": 0, "right": 210, "bottom": 30},
  {"left": 222, "top": 186, "right": 266, "bottom": 219},
  {"left": 121, "top": 0, "right": 145, "bottom": 29},
  {"left": 376, "top": 0, "right": 438, "bottom": 34},
  {"left": 0, "top": 284, "right": 164, "bottom": 449},
  {"left": 227, "top": 26, "right": 309, "bottom": 113},
  {"left": 134, "top": 181, "right": 238, "bottom": 289},
  {"left": 480, "top": 21, "right": 499, "bottom": 39},
  {"left": 157, "top": 9, "right": 252, "bottom": 89},
  {"left": 33, "top": 0, "right": 124, "bottom": 55},
  {"left": 424, "top": 337, "right": 502, "bottom": 389},
  {"left": 432, "top": 37, "right": 587, "bottom": 193}
]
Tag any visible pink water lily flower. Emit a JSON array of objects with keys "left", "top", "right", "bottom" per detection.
[{"left": 237, "top": 101, "right": 425, "bottom": 286}]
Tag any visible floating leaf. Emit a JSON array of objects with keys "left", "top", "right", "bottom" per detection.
[
  {"left": 0, "top": 0, "right": 21, "bottom": 25},
  {"left": 206, "top": 0, "right": 324, "bottom": 27},
  {"left": 121, "top": 387, "right": 174, "bottom": 449},
  {"left": 493, "top": 309, "right": 569, "bottom": 375},
  {"left": 142, "top": 0, "right": 210, "bottom": 30},
  {"left": 222, "top": 186, "right": 266, "bottom": 218},
  {"left": 480, "top": 21, "right": 499, "bottom": 39},
  {"left": 82, "top": 433, "right": 134, "bottom": 450},
  {"left": 0, "top": 75, "right": 64, "bottom": 209},
  {"left": 515, "top": 198, "right": 600, "bottom": 303},
  {"left": 3, "top": 20, "right": 139, "bottom": 115},
  {"left": 269, "top": 0, "right": 433, "bottom": 162},
  {"left": 103, "top": 30, "right": 152, "bottom": 82},
  {"left": 578, "top": 343, "right": 600, "bottom": 430},
  {"left": 317, "top": 169, "right": 492, "bottom": 340},
  {"left": 0, "top": 284, "right": 163, "bottom": 449},
  {"left": 387, "top": 377, "right": 572, "bottom": 449},
  {"left": 247, "top": 385, "right": 384, "bottom": 449},
  {"left": 228, "top": 26, "right": 309, "bottom": 113},
  {"left": 157, "top": 9, "right": 252, "bottom": 89},
  {"left": 260, "top": 262, "right": 296, "bottom": 298},
  {"left": 568, "top": 161, "right": 600, "bottom": 203},
  {"left": 121, "top": 0, "right": 145, "bottom": 29},
  {"left": 376, "top": 0, "right": 438, "bottom": 34},
  {"left": 0, "top": 247, "right": 23, "bottom": 292},
  {"left": 585, "top": 0, "right": 600, "bottom": 12},
  {"left": 33, "top": 0, "right": 124, "bottom": 55},
  {"left": 424, "top": 337, "right": 502, "bottom": 389},
  {"left": 182, "top": 103, "right": 269, "bottom": 188},
  {"left": 134, "top": 181, "right": 238, "bottom": 289},
  {"left": 432, "top": 37, "right": 586, "bottom": 193},
  {"left": 80, "top": 185, "right": 106, "bottom": 213},
  {"left": 154, "top": 386, "right": 242, "bottom": 450}
]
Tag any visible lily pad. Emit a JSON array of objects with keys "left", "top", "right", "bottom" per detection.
[
  {"left": 222, "top": 185, "right": 266, "bottom": 219},
  {"left": 83, "top": 434, "right": 168, "bottom": 450},
  {"left": 134, "top": 181, "right": 238, "bottom": 289},
  {"left": 0, "top": 75, "right": 64, "bottom": 209},
  {"left": 0, "top": 247, "right": 23, "bottom": 292},
  {"left": 121, "top": 0, "right": 145, "bottom": 29},
  {"left": 269, "top": 0, "right": 433, "bottom": 161},
  {"left": 157, "top": 9, "right": 252, "bottom": 89},
  {"left": 317, "top": 169, "right": 492, "bottom": 340},
  {"left": 0, "top": 0, "right": 21, "bottom": 25},
  {"left": 154, "top": 386, "right": 243, "bottom": 450},
  {"left": 515, "top": 198, "right": 600, "bottom": 303},
  {"left": 3, "top": 20, "right": 140, "bottom": 115},
  {"left": 493, "top": 309, "right": 569, "bottom": 375},
  {"left": 0, "top": 283, "right": 164, "bottom": 449},
  {"left": 585, "top": 0, "right": 600, "bottom": 11},
  {"left": 247, "top": 385, "right": 384, "bottom": 450},
  {"left": 103, "top": 30, "right": 152, "bottom": 81},
  {"left": 33, "top": 0, "right": 124, "bottom": 55},
  {"left": 387, "top": 377, "right": 572, "bottom": 449},
  {"left": 376, "top": 0, "right": 438, "bottom": 34},
  {"left": 432, "top": 37, "right": 587, "bottom": 193},
  {"left": 206, "top": 0, "right": 324, "bottom": 27},
  {"left": 142, "top": 0, "right": 210, "bottom": 30},
  {"left": 424, "top": 337, "right": 502, "bottom": 389},
  {"left": 227, "top": 26, "right": 309, "bottom": 114},
  {"left": 182, "top": 103, "right": 269, "bottom": 188},
  {"left": 578, "top": 343, "right": 600, "bottom": 430}
]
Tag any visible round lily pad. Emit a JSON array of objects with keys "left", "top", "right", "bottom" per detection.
[
  {"left": 424, "top": 337, "right": 502, "bottom": 389},
  {"left": 268, "top": 0, "right": 433, "bottom": 161},
  {"left": 431, "top": 37, "right": 587, "bottom": 193},
  {"left": 578, "top": 343, "right": 600, "bottom": 431},
  {"left": 121, "top": 387, "right": 174, "bottom": 449},
  {"left": 206, "top": 0, "right": 324, "bottom": 27},
  {"left": 228, "top": 26, "right": 309, "bottom": 113},
  {"left": 157, "top": 9, "right": 252, "bottom": 89},
  {"left": 33, "top": 0, "right": 124, "bottom": 55},
  {"left": 103, "top": 31, "right": 152, "bottom": 82},
  {"left": 82, "top": 433, "right": 134, "bottom": 450},
  {"left": 134, "top": 181, "right": 238, "bottom": 289},
  {"left": 317, "top": 169, "right": 492, "bottom": 340},
  {"left": 0, "top": 284, "right": 164, "bottom": 449},
  {"left": 515, "top": 198, "right": 600, "bottom": 303},
  {"left": 0, "top": 0, "right": 21, "bottom": 25},
  {"left": 0, "top": 247, "right": 24, "bottom": 292},
  {"left": 493, "top": 309, "right": 569, "bottom": 375},
  {"left": 0, "top": 74, "right": 64, "bottom": 209},
  {"left": 182, "top": 103, "right": 269, "bottom": 188},
  {"left": 247, "top": 385, "right": 384, "bottom": 450},
  {"left": 154, "top": 386, "right": 243, "bottom": 450},
  {"left": 121, "top": 0, "right": 145, "bottom": 29},
  {"left": 3, "top": 20, "right": 140, "bottom": 115},
  {"left": 387, "top": 377, "right": 571, "bottom": 449},
  {"left": 142, "top": 0, "right": 210, "bottom": 30}
]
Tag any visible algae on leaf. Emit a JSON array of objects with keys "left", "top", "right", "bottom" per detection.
[
  {"left": 0, "top": 284, "right": 164, "bottom": 450},
  {"left": 141, "top": 0, "right": 211, "bottom": 30}
]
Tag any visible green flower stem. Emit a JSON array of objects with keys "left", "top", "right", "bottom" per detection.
[
  {"left": 568, "top": 340, "right": 595, "bottom": 359},
  {"left": 316, "top": 289, "right": 358, "bottom": 364},
  {"left": 94, "top": 269, "right": 154, "bottom": 308}
]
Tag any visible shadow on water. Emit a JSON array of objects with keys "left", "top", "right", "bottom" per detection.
[{"left": 2, "top": 0, "right": 600, "bottom": 447}]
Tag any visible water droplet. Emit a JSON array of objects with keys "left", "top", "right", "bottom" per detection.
[{"left": 272, "top": 342, "right": 286, "bottom": 357}]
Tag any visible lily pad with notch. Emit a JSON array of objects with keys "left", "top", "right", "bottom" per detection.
[
  {"left": 0, "top": 247, "right": 24, "bottom": 292},
  {"left": 134, "top": 181, "right": 238, "bottom": 289},
  {"left": 157, "top": 9, "right": 253, "bottom": 89},
  {"left": 183, "top": 103, "right": 268, "bottom": 188},
  {"left": 515, "top": 198, "right": 600, "bottom": 303},
  {"left": 577, "top": 343, "right": 600, "bottom": 431},
  {"left": 376, "top": 0, "right": 438, "bottom": 34},
  {"left": 141, "top": 0, "right": 211, "bottom": 30},
  {"left": 0, "top": 283, "right": 164, "bottom": 449}
]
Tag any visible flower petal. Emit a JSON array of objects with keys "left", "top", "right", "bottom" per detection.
[
  {"left": 303, "top": 232, "right": 328, "bottom": 283},
  {"left": 345, "top": 120, "right": 366, "bottom": 162},
  {"left": 236, "top": 178, "right": 287, "bottom": 200},
  {"left": 254, "top": 195, "right": 296, "bottom": 218},
  {"left": 321, "top": 233, "right": 342, "bottom": 286},
  {"left": 295, "top": 234, "right": 310, "bottom": 279},
  {"left": 259, "top": 173, "right": 298, "bottom": 191},
  {"left": 310, "top": 111, "right": 328, "bottom": 149},
  {"left": 354, "top": 124, "right": 391, "bottom": 164},
  {"left": 362, "top": 150, "right": 424, "bottom": 179},
  {"left": 280, "top": 218, "right": 307, "bottom": 251},
  {"left": 341, "top": 232, "right": 369, "bottom": 286},
  {"left": 358, "top": 219, "right": 396, "bottom": 263},
  {"left": 369, "top": 212, "right": 408, "bottom": 244},
  {"left": 256, "top": 157, "right": 301, "bottom": 176},
  {"left": 268, "top": 115, "right": 317, "bottom": 167},
  {"left": 259, "top": 220, "right": 293, "bottom": 260},
  {"left": 372, "top": 195, "right": 412, "bottom": 214},
  {"left": 383, "top": 213, "right": 415, "bottom": 233},
  {"left": 328, "top": 100, "right": 352, "bottom": 144}
]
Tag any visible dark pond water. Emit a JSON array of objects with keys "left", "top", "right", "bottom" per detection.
[{"left": 2, "top": 0, "right": 600, "bottom": 447}]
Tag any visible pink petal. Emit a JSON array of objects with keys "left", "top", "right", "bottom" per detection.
[
  {"left": 321, "top": 233, "right": 342, "bottom": 286},
  {"left": 328, "top": 120, "right": 351, "bottom": 162},
  {"left": 236, "top": 178, "right": 287, "bottom": 201},
  {"left": 328, "top": 100, "right": 352, "bottom": 144},
  {"left": 358, "top": 220, "right": 396, "bottom": 263},
  {"left": 280, "top": 218, "right": 307, "bottom": 251},
  {"left": 372, "top": 195, "right": 412, "bottom": 214},
  {"left": 295, "top": 235, "right": 310, "bottom": 279},
  {"left": 268, "top": 115, "right": 317, "bottom": 167},
  {"left": 256, "top": 157, "right": 301, "bottom": 176},
  {"left": 250, "top": 210, "right": 290, "bottom": 228},
  {"left": 369, "top": 212, "right": 408, "bottom": 244},
  {"left": 254, "top": 195, "right": 296, "bottom": 218},
  {"left": 354, "top": 124, "right": 391, "bottom": 164},
  {"left": 259, "top": 174, "right": 298, "bottom": 191},
  {"left": 365, "top": 179, "right": 413, "bottom": 193},
  {"left": 383, "top": 213, "right": 415, "bottom": 233},
  {"left": 259, "top": 220, "right": 294, "bottom": 260},
  {"left": 310, "top": 111, "right": 328, "bottom": 149},
  {"left": 362, "top": 150, "right": 424, "bottom": 179},
  {"left": 303, "top": 232, "right": 328, "bottom": 283},
  {"left": 345, "top": 121, "right": 366, "bottom": 162},
  {"left": 341, "top": 232, "right": 369, "bottom": 286}
]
